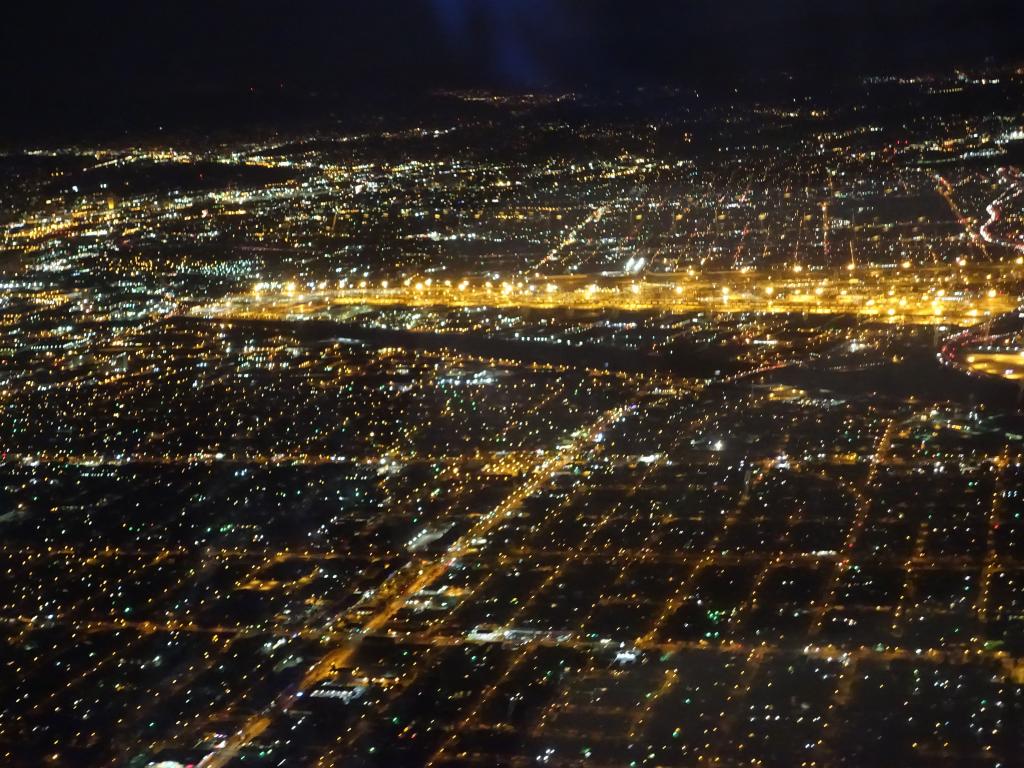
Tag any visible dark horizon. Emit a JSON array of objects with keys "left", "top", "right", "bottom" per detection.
[{"left": 4, "top": 1, "right": 1024, "bottom": 142}]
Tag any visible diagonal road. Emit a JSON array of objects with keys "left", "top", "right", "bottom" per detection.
[{"left": 197, "top": 402, "right": 630, "bottom": 768}]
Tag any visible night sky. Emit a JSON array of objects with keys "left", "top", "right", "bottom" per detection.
[{"left": 3, "top": 1, "right": 1023, "bottom": 137}]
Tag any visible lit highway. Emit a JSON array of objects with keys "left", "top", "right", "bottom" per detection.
[
  {"left": 199, "top": 261, "right": 1023, "bottom": 327},
  {"left": 196, "top": 403, "right": 630, "bottom": 768}
]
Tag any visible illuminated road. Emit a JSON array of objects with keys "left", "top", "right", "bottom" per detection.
[
  {"left": 199, "top": 262, "right": 1023, "bottom": 327},
  {"left": 935, "top": 173, "right": 991, "bottom": 261},
  {"left": 980, "top": 167, "right": 1024, "bottom": 255},
  {"left": 526, "top": 204, "right": 607, "bottom": 274},
  {"left": 938, "top": 313, "right": 1024, "bottom": 383},
  {"left": 196, "top": 403, "right": 630, "bottom": 768}
]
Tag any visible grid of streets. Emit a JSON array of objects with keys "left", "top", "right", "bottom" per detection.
[{"left": 2, "top": 64, "right": 1024, "bottom": 768}]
